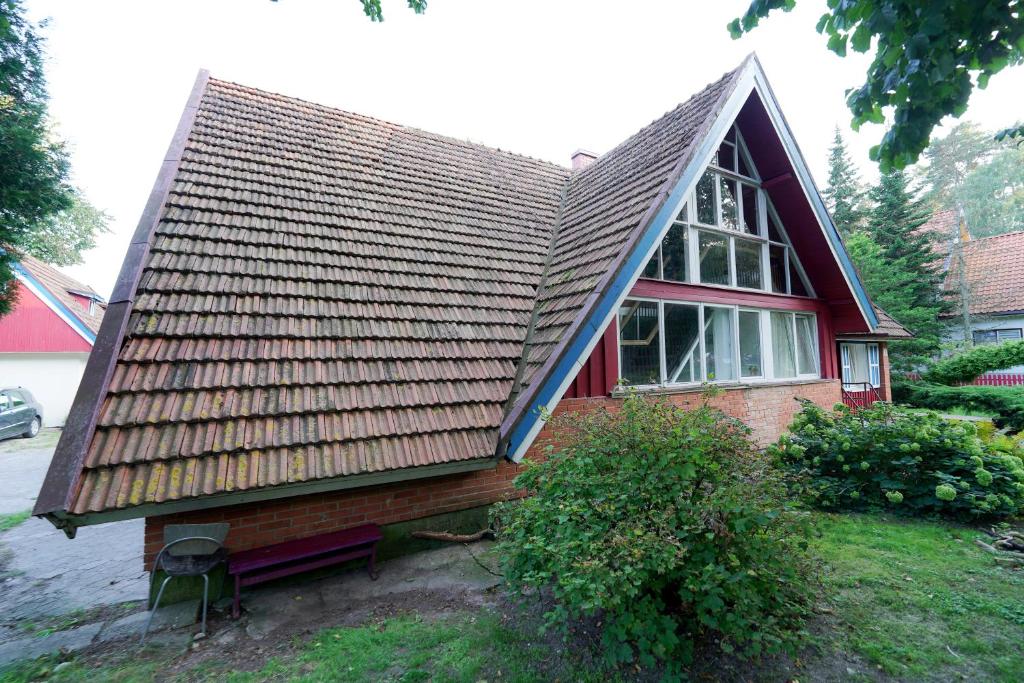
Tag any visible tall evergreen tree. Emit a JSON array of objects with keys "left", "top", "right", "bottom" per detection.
[
  {"left": 824, "top": 127, "right": 865, "bottom": 236},
  {"left": 856, "top": 169, "right": 945, "bottom": 369}
]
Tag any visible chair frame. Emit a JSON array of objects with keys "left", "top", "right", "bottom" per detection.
[{"left": 140, "top": 535, "right": 226, "bottom": 644}]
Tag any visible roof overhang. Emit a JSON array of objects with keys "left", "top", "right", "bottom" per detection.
[
  {"left": 501, "top": 55, "right": 877, "bottom": 462},
  {"left": 43, "top": 457, "right": 497, "bottom": 538}
]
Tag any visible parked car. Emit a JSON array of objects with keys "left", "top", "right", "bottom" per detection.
[{"left": 0, "top": 387, "right": 43, "bottom": 440}]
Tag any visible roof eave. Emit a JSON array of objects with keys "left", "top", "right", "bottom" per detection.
[
  {"left": 42, "top": 457, "right": 498, "bottom": 538},
  {"left": 33, "top": 69, "right": 212, "bottom": 519}
]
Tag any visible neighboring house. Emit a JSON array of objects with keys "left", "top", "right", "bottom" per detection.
[
  {"left": 930, "top": 209, "right": 1024, "bottom": 375},
  {"left": 0, "top": 254, "right": 107, "bottom": 427},
  {"left": 35, "top": 55, "right": 906, "bottom": 565}
]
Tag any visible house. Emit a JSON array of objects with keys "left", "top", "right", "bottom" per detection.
[
  {"left": 0, "top": 253, "right": 107, "bottom": 427},
  {"left": 35, "top": 55, "right": 907, "bottom": 565},
  {"left": 927, "top": 209, "right": 1024, "bottom": 378}
]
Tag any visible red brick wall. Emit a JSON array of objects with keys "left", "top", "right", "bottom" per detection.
[{"left": 144, "top": 379, "right": 840, "bottom": 566}]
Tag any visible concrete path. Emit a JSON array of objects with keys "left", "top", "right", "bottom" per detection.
[{"left": 0, "top": 429, "right": 149, "bottom": 661}]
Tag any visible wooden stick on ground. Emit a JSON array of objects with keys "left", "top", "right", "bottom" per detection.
[{"left": 411, "top": 529, "right": 495, "bottom": 543}]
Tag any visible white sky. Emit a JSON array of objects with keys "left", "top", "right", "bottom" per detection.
[{"left": 26, "top": 0, "right": 1024, "bottom": 298}]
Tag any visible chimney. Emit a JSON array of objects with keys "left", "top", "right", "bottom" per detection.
[{"left": 571, "top": 149, "right": 598, "bottom": 170}]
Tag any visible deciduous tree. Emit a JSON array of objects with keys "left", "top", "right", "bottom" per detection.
[{"left": 730, "top": 0, "right": 1024, "bottom": 171}]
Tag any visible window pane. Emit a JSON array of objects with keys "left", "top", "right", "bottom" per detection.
[
  {"left": 841, "top": 343, "right": 869, "bottom": 386},
  {"left": 719, "top": 176, "right": 739, "bottom": 230},
  {"left": 997, "top": 328, "right": 1022, "bottom": 341},
  {"left": 698, "top": 231, "right": 730, "bottom": 285},
  {"left": 973, "top": 330, "right": 998, "bottom": 344},
  {"left": 737, "top": 147, "right": 752, "bottom": 178},
  {"left": 662, "top": 224, "right": 688, "bottom": 283},
  {"left": 642, "top": 250, "right": 660, "bottom": 278},
  {"left": 704, "top": 306, "right": 736, "bottom": 381},
  {"left": 717, "top": 141, "right": 736, "bottom": 172},
  {"left": 769, "top": 244, "right": 786, "bottom": 293},
  {"left": 867, "top": 344, "right": 881, "bottom": 387},
  {"left": 771, "top": 312, "right": 796, "bottom": 378},
  {"left": 741, "top": 184, "right": 758, "bottom": 234},
  {"left": 766, "top": 210, "right": 783, "bottom": 242},
  {"left": 676, "top": 202, "right": 688, "bottom": 223},
  {"left": 735, "top": 239, "right": 763, "bottom": 290},
  {"left": 696, "top": 171, "right": 716, "bottom": 225},
  {"left": 789, "top": 259, "right": 809, "bottom": 296},
  {"left": 739, "top": 311, "right": 762, "bottom": 377},
  {"left": 619, "top": 301, "right": 661, "bottom": 385},
  {"left": 664, "top": 303, "right": 700, "bottom": 383},
  {"left": 795, "top": 314, "right": 817, "bottom": 375}
]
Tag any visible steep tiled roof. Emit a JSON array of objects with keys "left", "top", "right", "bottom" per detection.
[
  {"left": 943, "top": 231, "right": 1024, "bottom": 316},
  {"left": 64, "top": 77, "right": 568, "bottom": 515},
  {"left": 840, "top": 305, "right": 912, "bottom": 339},
  {"left": 516, "top": 66, "right": 743, "bottom": 394},
  {"left": 37, "top": 57, "right": 883, "bottom": 522},
  {"left": 17, "top": 253, "right": 106, "bottom": 334}
]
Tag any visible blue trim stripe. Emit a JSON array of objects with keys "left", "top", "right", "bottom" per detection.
[{"left": 11, "top": 261, "right": 97, "bottom": 344}]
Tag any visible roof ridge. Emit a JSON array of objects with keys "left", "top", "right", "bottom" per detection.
[
  {"left": 569, "top": 63, "right": 747, "bottom": 179},
  {"left": 206, "top": 76, "right": 570, "bottom": 175}
]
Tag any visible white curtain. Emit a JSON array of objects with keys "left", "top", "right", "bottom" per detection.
[{"left": 771, "top": 312, "right": 796, "bottom": 378}]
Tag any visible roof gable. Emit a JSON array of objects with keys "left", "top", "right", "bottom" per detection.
[
  {"left": 502, "top": 55, "right": 877, "bottom": 459},
  {"left": 11, "top": 254, "right": 105, "bottom": 340}
]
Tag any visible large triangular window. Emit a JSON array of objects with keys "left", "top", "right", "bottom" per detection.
[{"left": 640, "top": 123, "right": 814, "bottom": 297}]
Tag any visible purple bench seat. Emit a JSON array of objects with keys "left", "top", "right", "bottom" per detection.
[{"left": 228, "top": 523, "right": 382, "bottom": 618}]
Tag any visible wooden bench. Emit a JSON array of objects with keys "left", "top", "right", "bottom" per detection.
[{"left": 227, "top": 523, "right": 382, "bottom": 618}]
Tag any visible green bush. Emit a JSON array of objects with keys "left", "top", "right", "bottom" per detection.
[
  {"left": 925, "top": 339, "right": 1024, "bottom": 385},
  {"left": 497, "top": 392, "right": 815, "bottom": 670},
  {"left": 771, "top": 400, "right": 1024, "bottom": 519},
  {"left": 893, "top": 379, "right": 1024, "bottom": 433}
]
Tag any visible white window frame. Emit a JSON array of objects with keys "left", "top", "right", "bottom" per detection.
[
  {"left": 642, "top": 123, "right": 815, "bottom": 298},
  {"left": 839, "top": 341, "right": 881, "bottom": 389},
  {"left": 617, "top": 298, "right": 820, "bottom": 388}
]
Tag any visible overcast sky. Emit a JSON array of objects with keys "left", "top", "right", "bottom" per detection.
[{"left": 26, "top": 0, "right": 1024, "bottom": 298}]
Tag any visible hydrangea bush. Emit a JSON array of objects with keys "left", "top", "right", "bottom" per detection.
[
  {"left": 497, "top": 392, "right": 815, "bottom": 671},
  {"left": 771, "top": 400, "right": 1024, "bottom": 519}
]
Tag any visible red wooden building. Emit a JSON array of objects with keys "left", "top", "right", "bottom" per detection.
[
  {"left": 0, "top": 254, "right": 106, "bottom": 426},
  {"left": 37, "top": 56, "right": 907, "bottom": 572}
]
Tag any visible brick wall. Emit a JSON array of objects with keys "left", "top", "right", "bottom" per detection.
[{"left": 144, "top": 379, "right": 840, "bottom": 566}]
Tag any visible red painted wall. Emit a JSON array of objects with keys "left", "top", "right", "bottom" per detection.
[
  {"left": 0, "top": 281, "right": 92, "bottom": 353},
  {"left": 566, "top": 279, "right": 840, "bottom": 398}
]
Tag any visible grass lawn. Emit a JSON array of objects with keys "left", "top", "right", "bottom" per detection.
[
  {"left": 2, "top": 513, "right": 1022, "bottom": 682},
  {"left": 0, "top": 510, "right": 30, "bottom": 533},
  {"left": 811, "top": 513, "right": 1024, "bottom": 682}
]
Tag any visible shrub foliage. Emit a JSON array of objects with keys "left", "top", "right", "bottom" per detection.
[
  {"left": 772, "top": 400, "right": 1024, "bottom": 519},
  {"left": 497, "top": 392, "right": 814, "bottom": 669},
  {"left": 893, "top": 379, "right": 1024, "bottom": 433},
  {"left": 925, "top": 339, "right": 1024, "bottom": 385}
]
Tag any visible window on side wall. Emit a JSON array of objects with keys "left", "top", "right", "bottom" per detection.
[
  {"left": 972, "top": 328, "right": 1023, "bottom": 345},
  {"left": 617, "top": 299, "right": 818, "bottom": 388},
  {"left": 840, "top": 342, "right": 880, "bottom": 389}
]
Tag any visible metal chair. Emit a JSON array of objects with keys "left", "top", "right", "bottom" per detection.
[{"left": 140, "top": 523, "right": 229, "bottom": 644}]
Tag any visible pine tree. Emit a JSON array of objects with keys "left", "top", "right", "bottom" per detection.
[
  {"left": 824, "top": 127, "right": 865, "bottom": 236},
  {"left": 856, "top": 169, "right": 946, "bottom": 369}
]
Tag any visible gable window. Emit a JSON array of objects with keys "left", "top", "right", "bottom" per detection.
[
  {"left": 640, "top": 124, "right": 813, "bottom": 296},
  {"left": 972, "top": 328, "right": 1023, "bottom": 345},
  {"left": 618, "top": 298, "right": 819, "bottom": 387}
]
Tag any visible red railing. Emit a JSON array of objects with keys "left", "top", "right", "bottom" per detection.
[
  {"left": 842, "top": 382, "right": 881, "bottom": 409},
  {"left": 904, "top": 372, "right": 1024, "bottom": 387}
]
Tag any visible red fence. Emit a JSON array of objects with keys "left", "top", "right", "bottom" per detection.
[{"left": 904, "top": 372, "right": 1024, "bottom": 387}]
